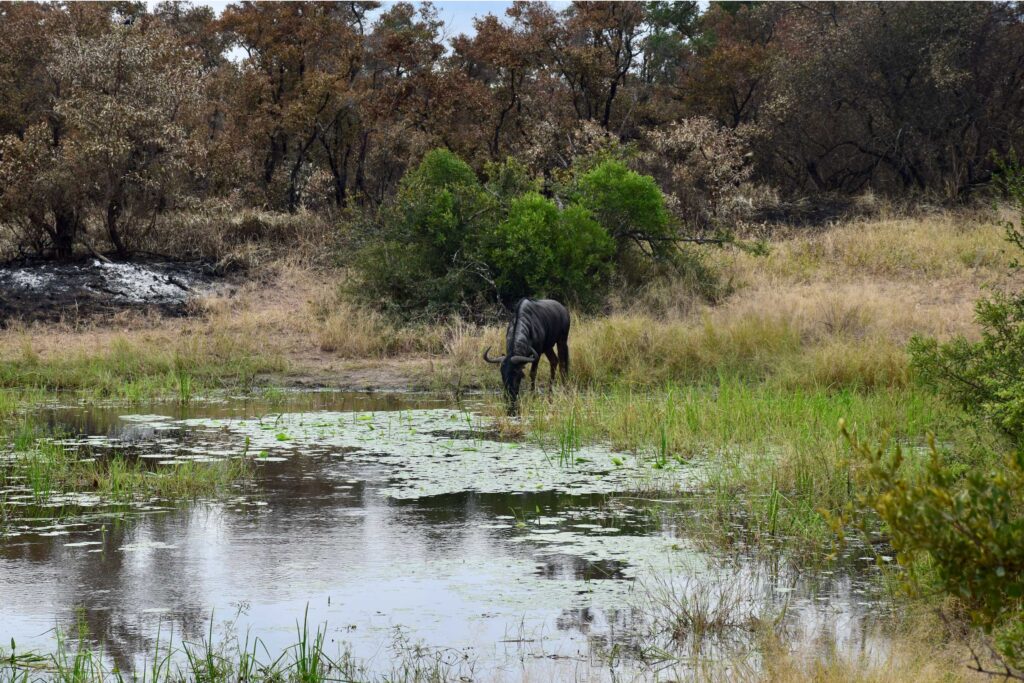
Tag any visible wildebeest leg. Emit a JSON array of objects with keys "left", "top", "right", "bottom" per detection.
[
  {"left": 544, "top": 349, "right": 558, "bottom": 388},
  {"left": 557, "top": 338, "right": 569, "bottom": 380},
  {"left": 529, "top": 360, "right": 539, "bottom": 392}
]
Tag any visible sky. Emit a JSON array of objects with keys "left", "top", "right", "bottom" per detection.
[
  {"left": 149, "top": 0, "right": 573, "bottom": 61},
  {"left": 161, "top": 1, "right": 572, "bottom": 39}
]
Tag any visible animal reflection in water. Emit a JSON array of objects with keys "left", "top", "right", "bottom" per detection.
[{"left": 484, "top": 298, "right": 570, "bottom": 414}]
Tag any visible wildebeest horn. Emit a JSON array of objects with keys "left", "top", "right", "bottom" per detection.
[
  {"left": 483, "top": 346, "right": 505, "bottom": 364},
  {"left": 509, "top": 351, "right": 538, "bottom": 365}
]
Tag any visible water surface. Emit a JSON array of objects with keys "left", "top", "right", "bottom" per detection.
[{"left": 0, "top": 392, "right": 890, "bottom": 679}]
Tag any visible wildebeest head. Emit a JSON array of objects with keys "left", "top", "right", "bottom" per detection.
[{"left": 484, "top": 346, "right": 536, "bottom": 413}]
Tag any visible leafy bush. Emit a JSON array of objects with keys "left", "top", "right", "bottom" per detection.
[
  {"left": 575, "top": 160, "right": 674, "bottom": 261},
  {"left": 354, "top": 149, "right": 498, "bottom": 317},
  {"left": 484, "top": 156, "right": 540, "bottom": 206},
  {"left": 847, "top": 430, "right": 1024, "bottom": 674},
  {"left": 354, "top": 149, "right": 710, "bottom": 317},
  {"left": 487, "top": 193, "right": 614, "bottom": 307},
  {"left": 848, "top": 159, "right": 1024, "bottom": 676},
  {"left": 909, "top": 157, "right": 1024, "bottom": 441}
]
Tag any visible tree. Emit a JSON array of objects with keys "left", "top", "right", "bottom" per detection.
[
  {"left": 0, "top": 2, "right": 85, "bottom": 258},
  {"left": 0, "top": 5, "right": 204, "bottom": 258},
  {"left": 220, "top": 1, "right": 378, "bottom": 210},
  {"left": 640, "top": 1, "right": 700, "bottom": 88},
  {"left": 680, "top": 2, "right": 779, "bottom": 129},
  {"left": 488, "top": 192, "right": 614, "bottom": 307},
  {"left": 51, "top": 22, "right": 207, "bottom": 255},
  {"left": 451, "top": 12, "right": 540, "bottom": 159},
  {"left": 574, "top": 159, "right": 674, "bottom": 261},
  {"left": 760, "top": 2, "right": 1024, "bottom": 198},
  {"left": 356, "top": 2, "right": 457, "bottom": 205},
  {"left": 513, "top": 1, "right": 647, "bottom": 132}
]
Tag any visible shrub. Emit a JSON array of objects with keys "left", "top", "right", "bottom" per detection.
[
  {"left": 640, "top": 117, "right": 754, "bottom": 229},
  {"left": 573, "top": 158, "right": 684, "bottom": 290},
  {"left": 483, "top": 157, "right": 539, "bottom": 206},
  {"left": 354, "top": 149, "right": 499, "bottom": 317},
  {"left": 850, "top": 159, "right": 1024, "bottom": 677},
  {"left": 574, "top": 160, "right": 675, "bottom": 266},
  {"left": 487, "top": 193, "right": 614, "bottom": 307},
  {"left": 354, "top": 149, "right": 720, "bottom": 317},
  {"left": 848, "top": 431, "right": 1024, "bottom": 675},
  {"left": 394, "top": 148, "right": 493, "bottom": 258},
  {"left": 909, "top": 158, "right": 1024, "bottom": 441}
]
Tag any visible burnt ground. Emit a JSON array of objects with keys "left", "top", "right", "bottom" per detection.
[{"left": 0, "top": 258, "right": 227, "bottom": 325}]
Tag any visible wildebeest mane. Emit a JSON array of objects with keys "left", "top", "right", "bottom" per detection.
[{"left": 508, "top": 297, "right": 528, "bottom": 351}]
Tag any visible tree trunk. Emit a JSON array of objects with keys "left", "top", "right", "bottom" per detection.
[
  {"left": 107, "top": 199, "right": 126, "bottom": 257},
  {"left": 263, "top": 131, "right": 286, "bottom": 187},
  {"left": 334, "top": 145, "right": 351, "bottom": 208},
  {"left": 354, "top": 131, "right": 370, "bottom": 200},
  {"left": 52, "top": 206, "right": 77, "bottom": 260}
]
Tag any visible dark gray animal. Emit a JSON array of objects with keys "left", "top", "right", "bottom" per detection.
[{"left": 483, "top": 298, "right": 570, "bottom": 412}]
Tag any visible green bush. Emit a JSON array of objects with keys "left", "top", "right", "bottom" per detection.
[
  {"left": 574, "top": 160, "right": 674, "bottom": 261},
  {"left": 848, "top": 430, "right": 1024, "bottom": 673},
  {"left": 848, "top": 159, "right": 1024, "bottom": 676},
  {"left": 909, "top": 157, "right": 1024, "bottom": 442},
  {"left": 488, "top": 193, "right": 614, "bottom": 307},
  {"left": 354, "top": 149, "right": 498, "bottom": 317},
  {"left": 393, "top": 148, "right": 494, "bottom": 260},
  {"left": 354, "top": 148, "right": 716, "bottom": 317},
  {"left": 484, "top": 156, "right": 540, "bottom": 206}
]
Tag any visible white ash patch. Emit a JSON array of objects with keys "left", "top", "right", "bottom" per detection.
[
  {"left": 7, "top": 269, "right": 51, "bottom": 289},
  {"left": 0, "top": 259, "right": 222, "bottom": 319},
  {"left": 91, "top": 259, "right": 191, "bottom": 302}
]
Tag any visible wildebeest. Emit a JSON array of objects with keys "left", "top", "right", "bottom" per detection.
[{"left": 483, "top": 298, "right": 570, "bottom": 412}]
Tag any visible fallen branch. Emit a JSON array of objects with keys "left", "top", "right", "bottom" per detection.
[{"left": 78, "top": 235, "right": 113, "bottom": 264}]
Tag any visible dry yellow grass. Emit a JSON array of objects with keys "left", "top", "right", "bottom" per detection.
[
  {"left": 0, "top": 209, "right": 1012, "bottom": 393},
  {"left": 727, "top": 210, "right": 1010, "bottom": 281},
  {"left": 710, "top": 211, "right": 1013, "bottom": 340},
  {"left": 757, "top": 607, "right": 986, "bottom": 683},
  {"left": 761, "top": 642, "right": 975, "bottom": 683}
]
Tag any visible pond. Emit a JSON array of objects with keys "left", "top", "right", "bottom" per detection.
[{"left": 0, "top": 392, "right": 891, "bottom": 680}]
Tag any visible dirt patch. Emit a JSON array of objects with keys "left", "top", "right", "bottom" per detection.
[
  {"left": 261, "top": 358, "right": 445, "bottom": 393},
  {"left": 0, "top": 258, "right": 229, "bottom": 324}
]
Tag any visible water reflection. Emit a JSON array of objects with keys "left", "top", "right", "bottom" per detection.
[{"left": 0, "top": 392, "right": 890, "bottom": 678}]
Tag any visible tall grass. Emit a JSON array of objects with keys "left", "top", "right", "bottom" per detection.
[
  {"left": 756, "top": 607, "right": 975, "bottom": 683},
  {"left": 144, "top": 206, "right": 340, "bottom": 269},
  {"left": 0, "top": 611, "right": 474, "bottom": 683},
  {"left": 313, "top": 298, "right": 451, "bottom": 358},
  {"left": 0, "top": 333, "right": 283, "bottom": 400},
  {"left": 514, "top": 379, "right": 989, "bottom": 542},
  {"left": 712, "top": 211, "right": 1010, "bottom": 283}
]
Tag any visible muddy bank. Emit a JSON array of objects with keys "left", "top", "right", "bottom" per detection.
[{"left": 0, "top": 258, "right": 228, "bottom": 324}]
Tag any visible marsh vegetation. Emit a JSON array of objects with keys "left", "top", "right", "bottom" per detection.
[
  {"left": 1, "top": 201, "right": 1020, "bottom": 681},
  {"left": 2, "top": 2, "right": 1024, "bottom": 680}
]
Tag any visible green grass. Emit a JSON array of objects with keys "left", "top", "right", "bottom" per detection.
[
  {"left": 515, "top": 378, "right": 998, "bottom": 543},
  {"left": 0, "top": 416, "right": 252, "bottom": 526},
  {"left": 0, "top": 610, "right": 472, "bottom": 683},
  {"left": 0, "top": 336, "right": 285, "bottom": 402}
]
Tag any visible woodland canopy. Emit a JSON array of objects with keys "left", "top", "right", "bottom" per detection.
[{"left": 0, "top": 1, "right": 1022, "bottom": 274}]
